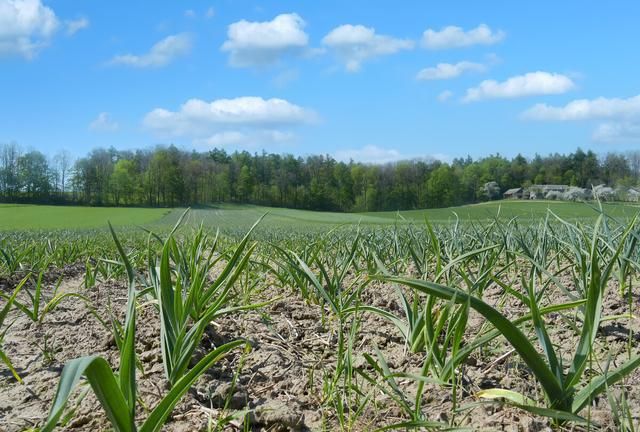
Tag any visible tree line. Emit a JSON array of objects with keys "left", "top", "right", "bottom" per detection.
[{"left": 1, "top": 142, "right": 640, "bottom": 211}]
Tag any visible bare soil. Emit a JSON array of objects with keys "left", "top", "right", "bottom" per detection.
[{"left": 1, "top": 266, "right": 639, "bottom": 431}]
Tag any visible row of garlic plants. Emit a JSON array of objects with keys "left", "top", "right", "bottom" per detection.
[{"left": 1, "top": 207, "right": 640, "bottom": 430}]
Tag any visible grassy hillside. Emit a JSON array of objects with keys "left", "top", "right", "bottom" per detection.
[
  {"left": 2, "top": 200, "right": 638, "bottom": 232},
  {"left": 377, "top": 200, "right": 640, "bottom": 221},
  {"left": 164, "top": 200, "right": 640, "bottom": 234},
  {"left": 0, "top": 204, "right": 171, "bottom": 230}
]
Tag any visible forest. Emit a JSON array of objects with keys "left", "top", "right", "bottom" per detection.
[{"left": 1, "top": 142, "right": 639, "bottom": 211}]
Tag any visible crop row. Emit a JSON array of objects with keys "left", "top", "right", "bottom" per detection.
[{"left": 1, "top": 208, "right": 639, "bottom": 430}]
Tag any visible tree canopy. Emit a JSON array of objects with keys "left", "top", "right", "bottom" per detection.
[{"left": 1, "top": 142, "right": 639, "bottom": 211}]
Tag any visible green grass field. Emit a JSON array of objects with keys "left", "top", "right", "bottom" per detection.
[
  {"left": 0, "top": 204, "right": 171, "bottom": 230},
  {"left": 384, "top": 200, "right": 640, "bottom": 221},
  {"left": 166, "top": 200, "right": 640, "bottom": 233},
  {"left": 2, "top": 200, "right": 639, "bottom": 232}
]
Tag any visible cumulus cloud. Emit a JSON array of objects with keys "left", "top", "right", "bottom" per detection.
[
  {"left": 592, "top": 122, "right": 640, "bottom": 143},
  {"left": 422, "top": 24, "right": 504, "bottom": 50},
  {"left": 463, "top": 72, "right": 575, "bottom": 102},
  {"left": 522, "top": 94, "right": 640, "bottom": 121},
  {"left": 322, "top": 24, "right": 414, "bottom": 72},
  {"left": 65, "top": 17, "right": 88, "bottom": 36},
  {"left": 522, "top": 94, "right": 640, "bottom": 144},
  {"left": 221, "top": 13, "right": 309, "bottom": 67},
  {"left": 417, "top": 61, "right": 485, "bottom": 80},
  {"left": 335, "top": 145, "right": 403, "bottom": 163},
  {"left": 89, "top": 112, "right": 119, "bottom": 132},
  {"left": 143, "top": 97, "right": 316, "bottom": 136},
  {"left": 0, "top": 0, "right": 60, "bottom": 58},
  {"left": 335, "top": 146, "right": 450, "bottom": 164},
  {"left": 194, "top": 129, "right": 294, "bottom": 148},
  {"left": 109, "top": 33, "right": 192, "bottom": 68},
  {"left": 143, "top": 96, "right": 317, "bottom": 142}
]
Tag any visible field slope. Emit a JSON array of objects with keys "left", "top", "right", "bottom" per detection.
[
  {"left": 162, "top": 200, "right": 640, "bottom": 233},
  {"left": 1, "top": 200, "right": 639, "bottom": 232},
  {"left": 0, "top": 204, "right": 171, "bottom": 230}
]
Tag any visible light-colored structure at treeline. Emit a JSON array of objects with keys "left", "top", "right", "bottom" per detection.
[{"left": 503, "top": 185, "right": 640, "bottom": 202}]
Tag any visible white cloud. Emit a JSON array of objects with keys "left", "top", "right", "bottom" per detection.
[
  {"left": 521, "top": 94, "right": 640, "bottom": 144},
  {"left": 109, "top": 33, "right": 192, "bottom": 68},
  {"left": 422, "top": 24, "right": 504, "bottom": 50},
  {"left": 143, "top": 96, "right": 317, "bottom": 138},
  {"left": 463, "top": 72, "right": 575, "bottom": 102},
  {"left": 335, "top": 145, "right": 403, "bottom": 163},
  {"left": 205, "top": 7, "right": 215, "bottom": 19},
  {"left": 522, "top": 94, "right": 640, "bottom": 121},
  {"left": 184, "top": 9, "right": 196, "bottom": 19},
  {"left": 196, "top": 131, "right": 245, "bottom": 147},
  {"left": 322, "top": 24, "right": 414, "bottom": 72},
  {"left": 437, "top": 90, "right": 453, "bottom": 102},
  {"left": 221, "top": 13, "right": 309, "bottom": 67},
  {"left": 335, "top": 145, "right": 450, "bottom": 164},
  {"left": 89, "top": 112, "right": 119, "bottom": 132},
  {"left": 417, "top": 61, "right": 485, "bottom": 80},
  {"left": 65, "top": 17, "right": 88, "bottom": 36},
  {"left": 592, "top": 122, "right": 640, "bottom": 143},
  {"left": 194, "top": 129, "right": 294, "bottom": 148},
  {"left": 0, "top": 0, "right": 59, "bottom": 58}
]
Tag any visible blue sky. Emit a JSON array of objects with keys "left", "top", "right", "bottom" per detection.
[{"left": 2, "top": 0, "right": 640, "bottom": 163}]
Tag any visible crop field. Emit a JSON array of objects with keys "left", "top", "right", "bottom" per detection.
[
  {"left": 1, "top": 201, "right": 640, "bottom": 431},
  {"left": 0, "top": 205, "right": 172, "bottom": 231},
  {"left": 1, "top": 201, "right": 637, "bottom": 232},
  {"left": 164, "top": 201, "right": 640, "bottom": 233}
]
